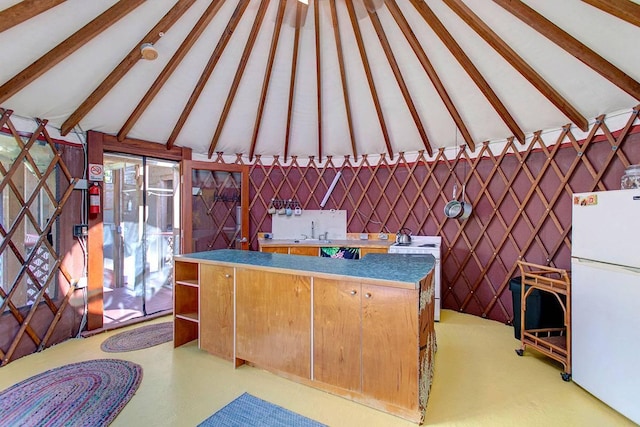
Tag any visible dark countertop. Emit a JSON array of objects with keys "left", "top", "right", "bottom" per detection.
[{"left": 176, "top": 249, "right": 434, "bottom": 288}]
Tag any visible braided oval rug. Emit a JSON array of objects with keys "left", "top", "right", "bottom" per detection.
[
  {"left": 101, "top": 322, "right": 173, "bottom": 353},
  {"left": 0, "top": 359, "right": 142, "bottom": 427}
]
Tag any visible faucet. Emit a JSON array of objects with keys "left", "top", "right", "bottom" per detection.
[{"left": 311, "top": 221, "right": 315, "bottom": 239}]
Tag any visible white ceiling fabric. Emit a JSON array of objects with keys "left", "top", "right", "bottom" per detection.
[{"left": 0, "top": 0, "right": 638, "bottom": 165}]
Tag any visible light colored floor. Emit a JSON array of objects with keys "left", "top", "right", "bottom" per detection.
[
  {"left": 103, "top": 285, "right": 173, "bottom": 326},
  {"left": 0, "top": 310, "right": 634, "bottom": 427}
]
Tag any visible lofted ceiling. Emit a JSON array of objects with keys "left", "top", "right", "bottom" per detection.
[{"left": 0, "top": 0, "right": 639, "bottom": 163}]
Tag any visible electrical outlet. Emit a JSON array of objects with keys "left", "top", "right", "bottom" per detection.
[
  {"left": 72, "top": 178, "right": 88, "bottom": 190},
  {"left": 75, "top": 277, "right": 88, "bottom": 289},
  {"left": 378, "top": 233, "right": 388, "bottom": 240},
  {"left": 73, "top": 224, "right": 88, "bottom": 237}
]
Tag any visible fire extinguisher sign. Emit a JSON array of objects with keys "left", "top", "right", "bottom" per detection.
[{"left": 89, "top": 164, "right": 104, "bottom": 181}]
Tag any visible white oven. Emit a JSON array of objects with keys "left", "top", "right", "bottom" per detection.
[{"left": 388, "top": 236, "right": 442, "bottom": 321}]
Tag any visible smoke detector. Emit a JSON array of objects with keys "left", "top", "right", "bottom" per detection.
[{"left": 140, "top": 43, "right": 158, "bottom": 60}]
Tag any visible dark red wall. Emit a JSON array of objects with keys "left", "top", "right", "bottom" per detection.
[{"left": 246, "top": 121, "right": 640, "bottom": 324}]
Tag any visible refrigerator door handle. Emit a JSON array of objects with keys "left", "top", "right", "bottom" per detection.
[{"left": 572, "top": 257, "right": 640, "bottom": 275}]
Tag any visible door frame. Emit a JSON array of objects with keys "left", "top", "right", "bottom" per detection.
[
  {"left": 181, "top": 160, "right": 249, "bottom": 253},
  {"left": 86, "top": 131, "right": 191, "bottom": 330}
]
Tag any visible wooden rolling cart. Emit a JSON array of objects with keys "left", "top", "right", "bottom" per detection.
[{"left": 515, "top": 261, "right": 571, "bottom": 381}]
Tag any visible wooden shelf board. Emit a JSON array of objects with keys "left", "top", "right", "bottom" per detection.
[
  {"left": 176, "top": 312, "right": 199, "bottom": 322},
  {"left": 176, "top": 279, "right": 199, "bottom": 287}
]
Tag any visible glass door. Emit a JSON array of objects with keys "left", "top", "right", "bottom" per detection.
[{"left": 103, "top": 153, "right": 180, "bottom": 325}]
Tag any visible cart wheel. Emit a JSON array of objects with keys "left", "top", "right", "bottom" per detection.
[
  {"left": 561, "top": 372, "right": 571, "bottom": 382},
  {"left": 515, "top": 349, "right": 524, "bottom": 356}
]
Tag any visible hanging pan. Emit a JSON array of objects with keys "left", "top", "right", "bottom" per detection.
[{"left": 444, "top": 184, "right": 472, "bottom": 220}]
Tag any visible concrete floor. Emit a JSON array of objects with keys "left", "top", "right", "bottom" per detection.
[{"left": 0, "top": 310, "right": 634, "bottom": 427}]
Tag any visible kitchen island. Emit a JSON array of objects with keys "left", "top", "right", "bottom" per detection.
[{"left": 173, "top": 250, "right": 436, "bottom": 423}]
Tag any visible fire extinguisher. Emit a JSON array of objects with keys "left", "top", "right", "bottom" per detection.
[{"left": 89, "top": 182, "right": 101, "bottom": 215}]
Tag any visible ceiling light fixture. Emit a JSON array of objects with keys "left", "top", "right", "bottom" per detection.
[{"left": 140, "top": 43, "right": 158, "bottom": 60}]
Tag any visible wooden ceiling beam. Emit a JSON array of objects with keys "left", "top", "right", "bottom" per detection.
[
  {"left": 167, "top": 0, "right": 250, "bottom": 150},
  {"left": 0, "top": 0, "right": 66, "bottom": 33},
  {"left": 385, "top": 0, "right": 474, "bottom": 151},
  {"left": 208, "top": 0, "right": 270, "bottom": 158},
  {"left": 60, "top": 0, "right": 197, "bottom": 136},
  {"left": 345, "top": 0, "right": 394, "bottom": 159},
  {"left": 118, "top": 0, "right": 226, "bottom": 142},
  {"left": 409, "top": 0, "right": 526, "bottom": 144},
  {"left": 0, "top": 0, "right": 145, "bottom": 104},
  {"left": 444, "top": 0, "right": 589, "bottom": 132},
  {"left": 494, "top": 0, "right": 640, "bottom": 101},
  {"left": 365, "top": 0, "right": 432, "bottom": 156},
  {"left": 249, "top": 0, "right": 288, "bottom": 161},
  {"left": 581, "top": 0, "right": 640, "bottom": 28},
  {"left": 314, "top": 0, "right": 323, "bottom": 160},
  {"left": 284, "top": 2, "right": 308, "bottom": 162},
  {"left": 329, "top": 0, "right": 358, "bottom": 160}
]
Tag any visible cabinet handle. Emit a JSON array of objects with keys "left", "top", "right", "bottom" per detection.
[
  {"left": 365, "top": 292, "right": 372, "bottom": 299},
  {"left": 350, "top": 290, "right": 357, "bottom": 295},
  {"left": 225, "top": 274, "right": 232, "bottom": 278}
]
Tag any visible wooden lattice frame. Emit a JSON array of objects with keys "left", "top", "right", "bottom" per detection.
[
  {"left": 236, "top": 107, "right": 639, "bottom": 324},
  {"left": 193, "top": 171, "right": 243, "bottom": 250},
  {"left": 0, "top": 109, "right": 78, "bottom": 366}
]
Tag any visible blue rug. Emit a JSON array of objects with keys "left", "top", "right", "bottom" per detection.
[{"left": 198, "top": 393, "right": 326, "bottom": 427}]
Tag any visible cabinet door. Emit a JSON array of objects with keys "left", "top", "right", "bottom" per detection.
[
  {"left": 235, "top": 268, "right": 311, "bottom": 378},
  {"left": 362, "top": 285, "right": 418, "bottom": 410},
  {"left": 359, "top": 247, "right": 388, "bottom": 257},
  {"left": 289, "top": 246, "right": 319, "bottom": 256},
  {"left": 261, "top": 246, "right": 288, "bottom": 254},
  {"left": 313, "top": 278, "right": 361, "bottom": 391},
  {"left": 199, "top": 265, "right": 234, "bottom": 360}
]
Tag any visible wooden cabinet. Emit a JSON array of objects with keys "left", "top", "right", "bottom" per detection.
[
  {"left": 199, "top": 265, "right": 234, "bottom": 360},
  {"left": 359, "top": 247, "right": 388, "bottom": 257},
  {"left": 260, "top": 246, "right": 288, "bottom": 254},
  {"left": 288, "top": 246, "right": 319, "bottom": 256},
  {"left": 174, "top": 260, "right": 200, "bottom": 347},
  {"left": 313, "top": 279, "right": 361, "bottom": 391},
  {"left": 361, "top": 284, "right": 418, "bottom": 410},
  {"left": 313, "top": 278, "right": 419, "bottom": 411},
  {"left": 173, "top": 253, "right": 434, "bottom": 423},
  {"left": 261, "top": 245, "right": 318, "bottom": 256},
  {"left": 235, "top": 268, "right": 312, "bottom": 379},
  {"left": 260, "top": 240, "right": 389, "bottom": 258}
]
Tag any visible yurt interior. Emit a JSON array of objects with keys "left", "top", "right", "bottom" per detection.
[{"left": 0, "top": 0, "right": 639, "bottom": 426}]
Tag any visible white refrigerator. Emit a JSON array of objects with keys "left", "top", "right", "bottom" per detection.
[{"left": 571, "top": 189, "right": 640, "bottom": 424}]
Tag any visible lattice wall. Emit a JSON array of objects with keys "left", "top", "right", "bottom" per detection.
[
  {"left": 223, "top": 108, "right": 639, "bottom": 324},
  {"left": 0, "top": 109, "right": 83, "bottom": 365}
]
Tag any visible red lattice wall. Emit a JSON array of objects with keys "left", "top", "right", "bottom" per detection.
[{"left": 238, "top": 110, "right": 640, "bottom": 324}]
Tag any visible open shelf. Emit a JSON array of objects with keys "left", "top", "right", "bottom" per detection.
[
  {"left": 174, "top": 260, "right": 200, "bottom": 347},
  {"left": 176, "top": 312, "right": 199, "bottom": 322}
]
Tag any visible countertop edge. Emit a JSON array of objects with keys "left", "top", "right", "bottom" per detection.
[{"left": 175, "top": 251, "right": 432, "bottom": 290}]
